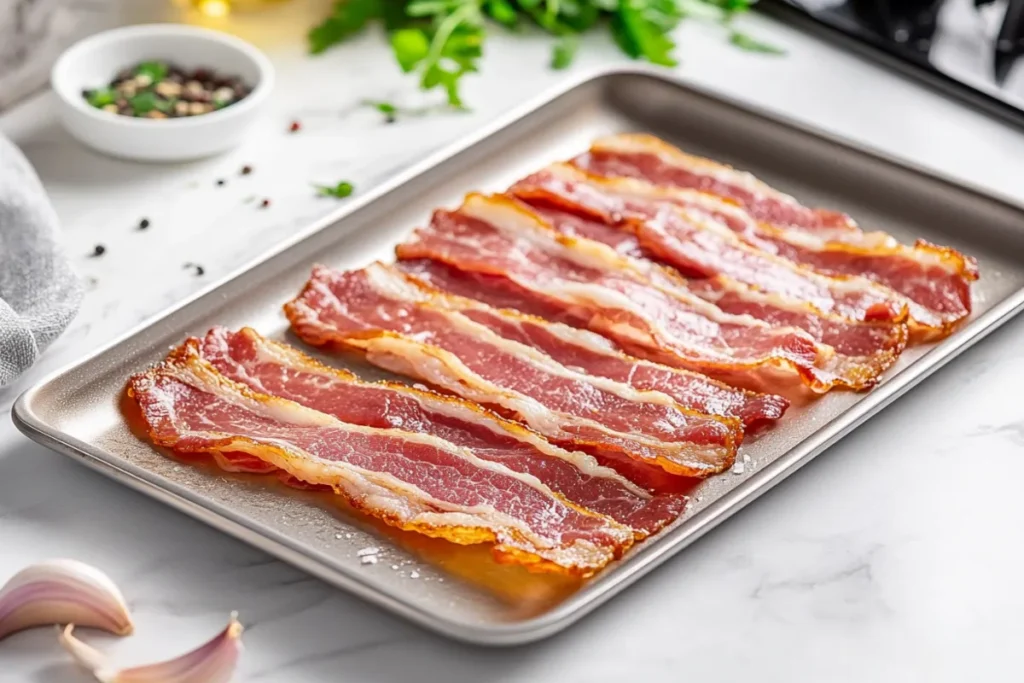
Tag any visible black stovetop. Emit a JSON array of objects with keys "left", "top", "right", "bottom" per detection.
[{"left": 764, "top": 0, "right": 1024, "bottom": 128}]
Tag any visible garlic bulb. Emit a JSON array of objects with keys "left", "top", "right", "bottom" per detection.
[
  {"left": 0, "top": 559, "right": 133, "bottom": 641},
  {"left": 61, "top": 614, "right": 244, "bottom": 683}
]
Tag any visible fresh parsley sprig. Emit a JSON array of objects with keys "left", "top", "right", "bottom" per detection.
[
  {"left": 314, "top": 181, "right": 356, "bottom": 198},
  {"left": 729, "top": 30, "right": 785, "bottom": 54},
  {"left": 309, "top": 0, "right": 778, "bottom": 108}
]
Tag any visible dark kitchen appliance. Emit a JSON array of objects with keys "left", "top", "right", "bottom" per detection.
[{"left": 763, "top": 0, "right": 1024, "bottom": 129}]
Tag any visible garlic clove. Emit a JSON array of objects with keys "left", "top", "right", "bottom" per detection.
[
  {"left": 61, "top": 614, "right": 244, "bottom": 683},
  {"left": 0, "top": 559, "right": 133, "bottom": 641},
  {"left": 57, "top": 623, "right": 110, "bottom": 673}
]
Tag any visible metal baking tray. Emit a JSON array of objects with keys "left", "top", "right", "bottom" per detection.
[{"left": 14, "top": 67, "right": 1024, "bottom": 646}]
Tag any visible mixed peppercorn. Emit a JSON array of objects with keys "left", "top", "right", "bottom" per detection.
[{"left": 83, "top": 61, "right": 250, "bottom": 119}]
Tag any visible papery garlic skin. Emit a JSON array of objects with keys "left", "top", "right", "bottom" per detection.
[
  {"left": 0, "top": 559, "right": 133, "bottom": 641},
  {"left": 61, "top": 614, "right": 244, "bottom": 683}
]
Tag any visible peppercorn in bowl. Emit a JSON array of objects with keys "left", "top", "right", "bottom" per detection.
[
  {"left": 83, "top": 61, "right": 251, "bottom": 119},
  {"left": 52, "top": 24, "right": 274, "bottom": 162}
]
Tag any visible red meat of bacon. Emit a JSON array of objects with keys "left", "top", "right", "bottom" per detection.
[
  {"left": 576, "top": 133, "right": 862, "bottom": 235},
  {"left": 284, "top": 262, "right": 741, "bottom": 478},
  {"left": 395, "top": 193, "right": 862, "bottom": 394},
  {"left": 509, "top": 166, "right": 909, "bottom": 388},
  {"left": 512, "top": 164, "right": 907, "bottom": 324},
  {"left": 381, "top": 268, "right": 789, "bottom": 432},
  {"left": 574, "top": 134, "right": 977, "bottom": 339}
]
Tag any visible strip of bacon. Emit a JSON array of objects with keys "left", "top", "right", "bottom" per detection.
[
  {"left": 395, "top": 193, "right": 861, "bottom": 394},
  {"left": 284, "top": 262, "right": 741, "bottom": 477},
  {"left": 576, "top": 133, "right": 861, "bottom": 235},
  {"left": 128, "top": 345, "right": 634, "bottom": 575},
  {"left": 404, "top": 256, "right": 900, "bottom": 395},
  {"left": 400, "top": 259, "right": 576, "bottom": 323},
  {"left": 398, "top": 258, "right": 746, "bottom": 452},
  {"left": 575, "top": 133, "right": 978, "bottom": 339},
  {"left": 511, "top": 164, "right": 906, "bottom": 324},
  {"left": 196, "top": 326, "right": 685, "bottom": 534},
  {"left": 371, "top": 269, "right": 789, "bottom": 432},
  {"left": 509, "top": 167, "right": 909, "bottom": 387}
]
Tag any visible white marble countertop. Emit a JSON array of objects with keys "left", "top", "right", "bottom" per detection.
[{"left": 3, "top": 8, "right": 1024, "bottom": 682}]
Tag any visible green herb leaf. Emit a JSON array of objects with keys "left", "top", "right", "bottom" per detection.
[
  {"left": 677, "top": 0, "right": 728, "bottom": 20},
  {"left": 362, "top": 99, "right": 449, "bottom": 121},
  {"left": 555, "top": 0, "right": 600, "bottom": 31},
  {"left": 391, "top": 27, "right": 432, "bottom": 72},
  {"left": 153, "top": 96, "right": 174, "bottom": 114},
  {"left": 308, "top": 0, "right": 383, "bottom": 54},
  {"left": 308, "top": 0, "right": 768, "bottom": 110},
  {"left": 129, "top": 91, "right": 159, "bottom": 115},
  {"left": 369, "top": 100, "right": 398, "bottom": 115},
  {"left": 483, "top": 0, "right": 519, "bottom": 26},
  {"left": 709, "top": 0, "right": 752, "bottom": 13},
  {"left": 422, "top": 64, "right": 465, "bottom": 108},
  {"left": 134, "top": 61, "right": 169, "bottom": 83},
  {"left": 86, "top": 88, "right": 116, "bottom": 108},
  {"left": 381, "top": 0, "right": 418, "bottom": 30},
  {"left": 729, "top": 31, "right": 785, "bottom": 54},
  {"left": 413, "top": 3, "right": 486, "bottom": 108},
  {"left": 407, "top": 0, "right": 450, "bottom": 17},
  {"left": 314, "top": 181, "right": 356, "bottom": 198},
  {"left": 363, "top": 99, "right": 400, "bottom": 121},
  {"left": 613, "top": 0, "right": 680, "bottom": 67},
  {"left": 551, "top": 33, "right": 578, "bottom": 69}
]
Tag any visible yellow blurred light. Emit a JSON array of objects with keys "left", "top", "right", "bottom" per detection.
[{"left": 196, "top": 0, "right": 230, "bottom": 17}]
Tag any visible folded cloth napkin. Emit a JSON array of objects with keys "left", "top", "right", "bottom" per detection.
[{"left": 0, "top": 134, "right": 82, "bottom": 387}]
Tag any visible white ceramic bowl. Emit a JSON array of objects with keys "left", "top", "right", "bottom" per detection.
[{"left": 51, "top": 24, "right": 274, "bottom": 162}]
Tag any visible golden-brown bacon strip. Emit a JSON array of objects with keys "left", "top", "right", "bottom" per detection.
[
  {"left": 128, "top": 343, "right": 634, "bottom": 575},
  {"left": 574, "top": 133, "right": 978, "bottom": 339}
]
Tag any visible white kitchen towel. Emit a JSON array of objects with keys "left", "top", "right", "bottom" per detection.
[{"left": 0, "top": 134, "right": 82, "bottom": 387}]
